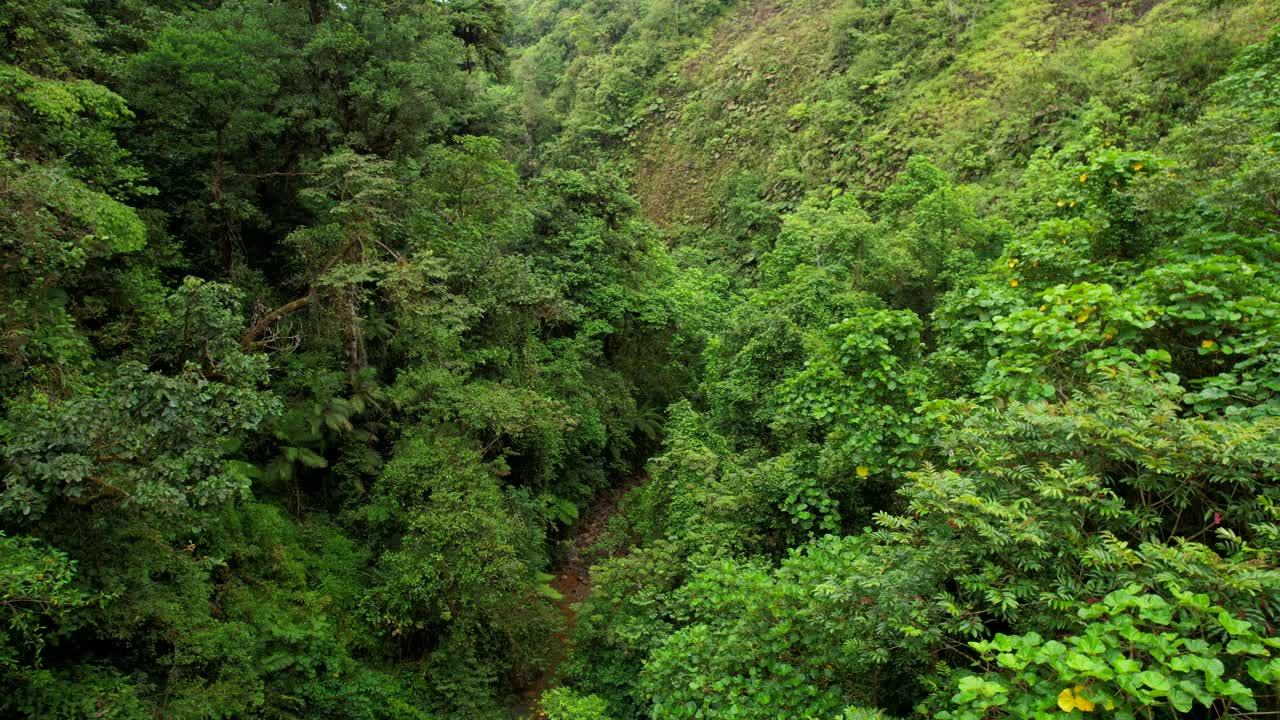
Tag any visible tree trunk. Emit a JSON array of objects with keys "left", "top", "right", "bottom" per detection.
[
  {"left": 338, "top": 286, "right": 366, "bottom": 378},
  {"left": 239, "top": 293, "right": 314, "bottom": 349}
]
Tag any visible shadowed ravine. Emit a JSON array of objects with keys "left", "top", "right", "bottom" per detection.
[{"left": 509, "top": 474, "right": 646, "bottom": 719}]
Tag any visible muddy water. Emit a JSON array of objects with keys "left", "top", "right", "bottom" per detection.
[
  {"left": 508, "top": 474, "right": 645, "bottom": 719},
  {"left": 509, "top": 571, "right": 591, "bottom": 717}
]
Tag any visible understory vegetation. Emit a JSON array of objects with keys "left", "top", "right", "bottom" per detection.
[{"left": 1, "top": 0, "right": 1279, "bottom": 718}]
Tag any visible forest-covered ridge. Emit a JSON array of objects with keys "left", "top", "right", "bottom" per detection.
[{"left": 2, "top": 0, "right": 1280, "bottom": 718}]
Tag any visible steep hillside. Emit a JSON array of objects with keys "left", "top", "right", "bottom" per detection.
[
  {"left": 511, "top": 0, "right": 1280, "bottom": 718},
  {"left": 1, "top": 0, "right": 1277, "bottom": 718},
  {"left": 629, "top": 0, "right": 1278, "bottom": 260}
]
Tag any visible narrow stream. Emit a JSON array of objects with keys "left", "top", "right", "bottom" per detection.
[{"left": 509, "top": 474, "right": 645, "bottom": 719}]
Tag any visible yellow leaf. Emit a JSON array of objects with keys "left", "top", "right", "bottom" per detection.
[
  {"left": 1073, "top": 686, "right": 1095, "bottom": 712},
  {"left": 1132, "top": 162, "right": 1144, "bottom": 171},
  {"left": 1057, "top": 199, "right": 1065, "bottom": 207},
  {"left": 1039, "top": 305, "right": 1047, "bottom": 312},
  {"left": 1058, "top": 687, "right": 1095, "bottom": 713},
  {"left": 1010, "top": 279, "right": 1019, "bottom": 287},
  {"left": 1077, "top": 311, "right": 1090, "bottom": 323},
  {"left": 1009, "top": 259, "right": 1018, "bottom": 267},
  {"left": 856, "top": 465, "right": 870, "bottom": 478},
  {"left": 1201, "top": 339, "right": 1215, "bottom": 349},
  {"left": 1080, "top": 173, "right": 1089, "bottom": 183}
]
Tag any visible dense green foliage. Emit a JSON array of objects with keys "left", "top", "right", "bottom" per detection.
[
  {"left": 2, "top": 0, "right": 1279, "bottom": 718},
  {"left": 519, "top": 0, "right": 1280, "bottom": 718},
  {"left": 0, "top": 0, "right": 701, "bottom": 716}
]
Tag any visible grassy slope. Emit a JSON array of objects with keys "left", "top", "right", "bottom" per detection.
[
  {"left": 630, "top": 0, "right": 1279, "bottom": 231},
  {"left": 633, "top": 0, "right": 837, "bottom": 225}
]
